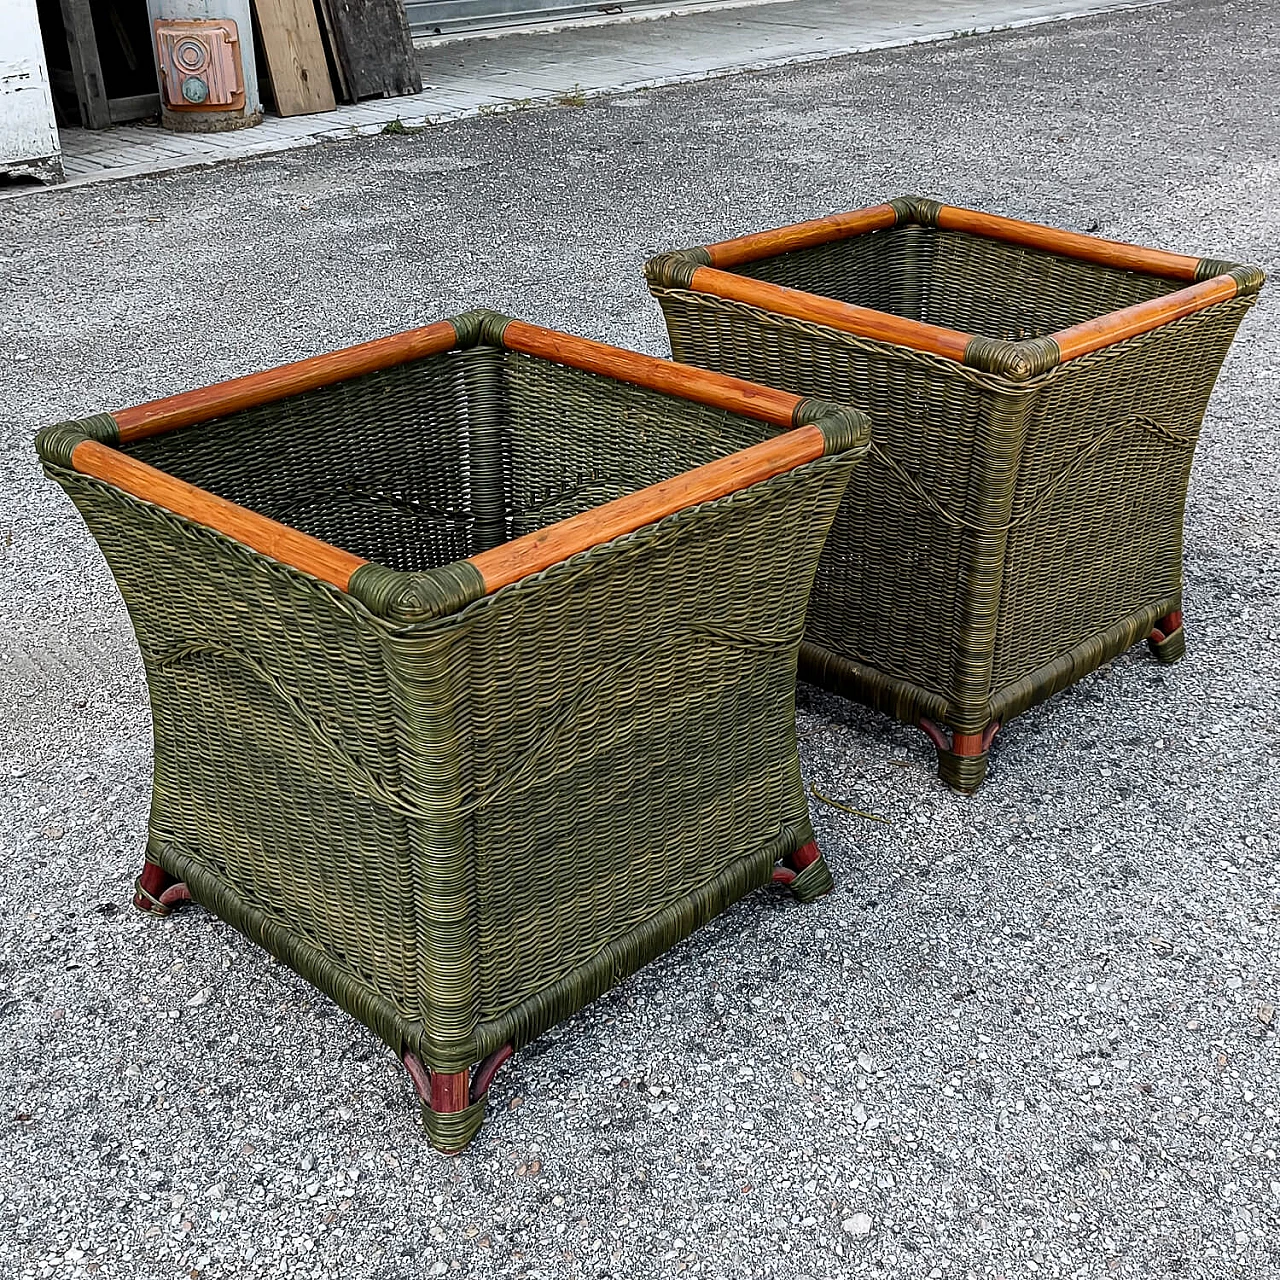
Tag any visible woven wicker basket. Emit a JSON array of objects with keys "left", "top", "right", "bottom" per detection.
[
  {"left": 36, "top": 310, "right": 869, "bottom": 1151},
  {"left": 645, "top": 198, "right": 1264, "bottom": 790}
]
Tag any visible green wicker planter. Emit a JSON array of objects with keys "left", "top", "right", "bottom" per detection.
[
  {"left": 36, "top": 309, "right": 869, "bottom": 1152},
  {"left": 646, "top": 198, "right": 1264, "bottom": 791}
]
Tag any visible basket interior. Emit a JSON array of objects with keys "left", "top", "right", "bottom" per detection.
[
  {"left": 732, "top": 225, "right": 1183, "bottom": 341},
  {"left": 123, "top": 345, "right": 778, "bottom": 573}
]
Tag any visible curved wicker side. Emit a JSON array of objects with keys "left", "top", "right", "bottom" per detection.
[
  {"left": 36, "top": 317, "right": 870, "bottom": 1151},
  {"left": 645, "top": 200, "right": 1264, "bottom": 790}
]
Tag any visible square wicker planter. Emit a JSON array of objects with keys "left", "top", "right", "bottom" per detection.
[
  {"left": 645, "top": 198, "right": 1264, "bottom": 790},
  {"left": 37, "top": 310, "right": 869, "bottom": 1152}
]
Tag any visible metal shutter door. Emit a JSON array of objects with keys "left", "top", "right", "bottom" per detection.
[{"left": 407, "top": 0, "right": 666, "bottom": 38}]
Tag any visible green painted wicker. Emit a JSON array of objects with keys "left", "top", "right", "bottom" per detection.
[
  {"left": 36, "top": 310, "right": 870, "bottom": 1152},
  {"left": 645, "top": 198, "right": 1265, "bottom": 790}
]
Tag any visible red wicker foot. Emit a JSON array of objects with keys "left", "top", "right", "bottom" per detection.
[
  {"left": 771, "top": 839, "right": 833, "bottom": 902},
  {"left": 406, "top": 1044, "right": 513, "bottom": 1153},
  {"left": 920, "top": 719, "right": 1000, "bottom": 793},
  {"left": 133, "top": 858, "right": 193, "bottom": 916},
  {"left": 1148, "top": 610, "right": 1186, "bottom": 664}
]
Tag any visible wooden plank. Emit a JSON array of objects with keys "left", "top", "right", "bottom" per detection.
[
  {"left": 325, "top": 0, "right": 420, "bottom": 100},
  {"left": 935, "top": 204, "right": 1204, "bottom": 281},
  {"left": 57, "top": 0, "right": 112, "bottom": 129},
  {"left": 253, "top": 0, "right": 336, "bottom": 117},
  {"left": 704, "top": 204, "right": 899, "bottom": 268},
  {"left": 501, "top": 320, "right": 803, "bottom": 428},
  {"left": 687, "top": 265, "right": 975, "bottom": 363},
  {"left": 468, "top": 426, "right": 828, "bottom": 594},
  {"left": 314, "top": 0, "right": 353, "bottom": 101},
  {"left": 71, "top": 440, "right": 367, "bottom": 591},
  {"left": 108, "top": 93, "right": 161, "bottom": 124},
  {"left": 1052, "top": 274, "right": 1239, "bottom": 362},
  {"left": 116, "top": 319, "right": 458, "bottom": 442}
]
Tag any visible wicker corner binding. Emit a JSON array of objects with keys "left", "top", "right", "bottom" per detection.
[
  {"left": 36, "top": 310, "right": 870, "bottom": 1152},
  {"left": 645, "top": 198, "right": 1265, "bottom": 790}
]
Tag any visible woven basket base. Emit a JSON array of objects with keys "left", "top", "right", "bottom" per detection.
[
  {"left": 936, "top": 748, "right": 991, "bottom": 794},
  {"left": 422, "top": 1095, "right": 488, "bottom": 1154}
]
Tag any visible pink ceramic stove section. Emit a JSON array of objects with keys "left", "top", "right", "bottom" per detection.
[{"left": 154, "top": 19, "right": 246, "bottom": 111}]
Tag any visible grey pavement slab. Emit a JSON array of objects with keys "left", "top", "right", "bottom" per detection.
[
  {"left": 1, "top": 1, "right": 1277, "bottom": 1278},
  {"left": 10, "top": 0, "right": 1160, "bottom": 195}
]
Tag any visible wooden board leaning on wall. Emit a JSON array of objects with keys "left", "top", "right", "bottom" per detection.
[
  {"left": 253, "top": 0, "right": 337, "bottom": 116},
  {"left": 321, "top": 0, "right": 420, "bottom": 100}
]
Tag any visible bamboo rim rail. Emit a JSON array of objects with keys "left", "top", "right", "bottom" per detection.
[
  {"left": 113, "top": 321, "right": 461, "bottom": 443},
  {"left": 499, "top": 319, "right": 804, "bottom": 426},
  {"left": 703, "top": 203, "right": 898, "bottom": 269},
  {"left": 114, "top": 318, "right": 806, "bottom": 446},
  {"left": 683, "top": 198, "right": 1253, "bottom": 369},
  {"left": 930, "top": 205, "right": 1203, "bottom": 280},
  {"left": 68, "top": 318, "right": 837, "bottom": 598},
  {"left": 1051, "top": 274, "right": 1240, "bottom": 360},
  {"left": 468, "top": 426, "right": 827, "bottom": 593},
  {"left": 69, "top": 439, "right": 371, "bottom": 592},
  {"left": 702, "top": 199, "right": 1205, "bottom": 281},
  {"left": 687, "top": 265, "right": 976, "bottom": 362}
]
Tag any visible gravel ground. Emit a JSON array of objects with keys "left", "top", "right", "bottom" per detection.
[{"left": 2, "top": 1, "right": 1278, "bottom": 1277}]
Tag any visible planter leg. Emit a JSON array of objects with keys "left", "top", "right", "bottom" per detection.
[
  {"left": 133, "top": 857, "right": 193, "bottom": 917},
  {"left": 771, "top": 839, "right": 833, "bottom": 902},
  {"left": 1148, "top": 610, "right": 1186, "bottom": 665},
  {"left": 920, "top": 719, "right": 999, "bottom": 794},
  {"left": 405, "top": 1045, "right": 513, "bottom": 1154}
]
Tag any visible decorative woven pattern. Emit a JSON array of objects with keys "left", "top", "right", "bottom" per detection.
[
  {"left": 646, "top": 206, "right": 1262, "bottom": 788},
  {"left": 37, "top": 318, "right": 869, "bottom": 1149}
]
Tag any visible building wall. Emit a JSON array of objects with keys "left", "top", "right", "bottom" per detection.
[{"left": 0, "top": 0, "right": 63, "bottom": 182}]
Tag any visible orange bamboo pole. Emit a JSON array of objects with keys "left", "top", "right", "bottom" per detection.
[
  {"left": 935, "top": 205, "right": 1204, "bottom": 280},
  {"left": 500, "top": 320, "right": 804, "bottom": 427},
  {"left": 469, "top": 425, "right": 828, "bottom": 593},
  {"left": 687, "top": 265, "right": 974, "bottom": 362},
  {"left": 115, "top": 320, "right": 459, "bottom": 443},
  {"left": 1052, "top": 274, "right": 1239, "bottom": 361},
  {"left": 703, "top": 204, "right": 898, "bottom": 268},
  {"left": 71, "top": 440, "right": 367, "bottom": 590}
]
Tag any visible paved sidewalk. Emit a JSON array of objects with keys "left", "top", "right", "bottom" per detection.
[{"left": 22, "top": 0, "right": 1160, "bottom": 195}]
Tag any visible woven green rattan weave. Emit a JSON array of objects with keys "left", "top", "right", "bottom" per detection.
[
  {"left": 646, "top": 201, "right": 1264, "bottom": 789},
  {"left": 36, "top": 311, "right": 869, "bottom": 1151}
]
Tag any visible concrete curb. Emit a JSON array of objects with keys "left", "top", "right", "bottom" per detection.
[{"left": 0, "top": 0, "right": 1168, "bottom": 202}]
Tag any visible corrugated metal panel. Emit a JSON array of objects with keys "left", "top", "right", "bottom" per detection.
[{"left": 408, "top": 0, "right": 663, "bottom": 39}]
